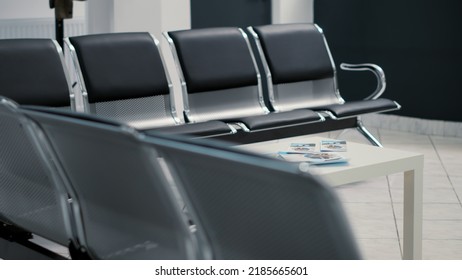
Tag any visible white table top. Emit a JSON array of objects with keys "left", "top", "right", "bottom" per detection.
[
  {"left": 239, "top": 136, "right": 424, "bottom": 259},
  {"left": 238, "top": 136, "right": 424, "bottom": 186}
]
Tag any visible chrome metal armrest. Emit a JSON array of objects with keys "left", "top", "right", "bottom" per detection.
[{"left": 340, "top": 63, "right": 386, "bottom": 100}]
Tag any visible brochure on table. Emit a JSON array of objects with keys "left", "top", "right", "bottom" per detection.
[{"left": 273, "top": 140, "right": 349, "bottom": 165}]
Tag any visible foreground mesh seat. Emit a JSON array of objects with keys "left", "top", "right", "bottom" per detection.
[
  {"left": 0, "top": 97, "right": 75, "bottom": 259},
  {"left": 66, "top": 32, "right": 233, "bottom": 137},
  {"left": 147, "top": 133, "right": 361, "bottom": 259},
  {"left": 164, "top": 27, "right": 323, "bottom": 133},
  {"left": 0, "top": 39, "right": 74, "bottom": 109},
  {"left": 17, "top": 102, "right": 359, "bottom": 259},
  {"left": 24, "top": 106, "right": 205, "bottom": 259},
  {"left": 248, "top": 23, "right": 401, "bottom": 146}
]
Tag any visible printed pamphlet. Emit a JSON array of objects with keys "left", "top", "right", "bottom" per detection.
[
  {"left": 320, "top": 140, "right": 347, "bottom": 152},
  {"left": 290, "top": 143, "right": 316, "bottom": 152},
  {"left": 277, "top": 151, "right": 348, "bottom": 165}
]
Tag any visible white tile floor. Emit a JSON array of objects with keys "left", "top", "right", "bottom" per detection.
[{"left": 323, "top": 127, "right": 462, "bottom": 260}]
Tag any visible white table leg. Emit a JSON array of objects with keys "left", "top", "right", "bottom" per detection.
[{"left": 402, "top": 164, "right": 423, "bottom": 259}]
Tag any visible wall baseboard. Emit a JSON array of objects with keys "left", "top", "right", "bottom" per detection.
[{"left": 362, "top": 114, "right": 462, "bottom": 138}]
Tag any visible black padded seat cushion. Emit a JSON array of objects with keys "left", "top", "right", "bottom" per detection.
[
  {"left": 0, "top": 39, "right": 70, "bottom": 107},
  {"left": 146, "top": 121, "right": 232, "bottom": 137},
  {"left": 316, "top": 98, "right": 400, "bottom": 119},
  {"left": 69, "top": 33, "right": 170, "bottom": 103},
  {"left": 168, "top": 27, "right": 258, "bottom": 93},
  {"left": 252, "top": 23, "right": 334, "bottom": 84},
  {"left": 231, "top": 109, "right": 321, "bottom": 131}
]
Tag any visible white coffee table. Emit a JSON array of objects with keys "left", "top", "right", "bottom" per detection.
[{"left": 238, "top": 136, "right": 424, "bottom": 260}]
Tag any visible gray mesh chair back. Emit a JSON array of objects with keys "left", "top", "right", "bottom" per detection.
[
  {"left": 66, "top": 32, "right": 180, "bottom": 129},
  {"left": 165, "top": 27, "right": 269, "bottom": 124},
  {"left": 24, "top": 107, "right": 202, "bottom": 259},
  {"left": 0, "top": 39, "right": 74, "bottom": 109},
  {"left": 148, "top": 135, "right": 361, "bottom": 259},
  {"left": 0, "top": 97, "right": 73, "bottom": 246}
]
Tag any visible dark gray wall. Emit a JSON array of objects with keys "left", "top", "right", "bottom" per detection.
[
  {"left": 191, "top": 0, "right": 461, "bottom": 122},
  {"left": 315, "top": 0, "right": 462, "bottom": 122},
  {"left": 191, "top": 0, "right": 271, "bottom": 29}
]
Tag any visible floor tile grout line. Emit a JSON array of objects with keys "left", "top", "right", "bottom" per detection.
[
  {"left": 386, "top": 174, "right": 403, "bottom": 258},
  {"left": 331, "top": 127, "right": 462, "bottom": 259},
  {"left": 429, "top": 135, "right": 462, "bottom": 206},
  {"left": 378, "top": 127, "right": 404, "bottom": 258}
]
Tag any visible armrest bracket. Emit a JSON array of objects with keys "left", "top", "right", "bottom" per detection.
[{"left": 340, "top": 63, "right": 386, "bottom": 100}]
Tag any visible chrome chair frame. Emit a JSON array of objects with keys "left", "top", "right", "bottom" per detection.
[
  {"left": 146, "top": 131, "right": 361, "bottom": 259},
  {"left": 163, "top": 27, "right": 324, "bottom": 134},
  {"left": 64, "top": 33, "right": 181, "bottom": 129},
  {"left": 0, "top": 97, "right": 79, "bottom": 259},
  {"left": 24, "top": 106, "right": 207, "bottom": 259},
  {"left": 164, "top": 28, "right": 268, "bottom": 126},
  {"left": 248, "top": 23, "right": 401, "bottom": 146}
]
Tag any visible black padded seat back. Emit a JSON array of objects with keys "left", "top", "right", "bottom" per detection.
[
  {"left": 148, "top": 135, "right": 361, "bottom": 260},
  {"left": 168, "top": 27, "right": 258, "bottom": 93},
  {"left": 166, "top": 27, "right": 269, "bottom": 123},
  {"left": 69, "top": 33, "right": 169, "bottom": 102},
  {"left": 0, "top": 39, "right": 72, "bottom": 108},
  {"left": 0, "top": 97, "right": 72, "bottom": 246},
  {"left": 250, "top": 24, "right": 342, "bottom": 112},
  {"left": 252, "top": 24, "right": 334, "bottom": 83},
  {"left": 67, "top": 33, "right": 178, "bottom": 129},
  {"left": 24, "top": 107, "right": 201, "bottom": 259}
]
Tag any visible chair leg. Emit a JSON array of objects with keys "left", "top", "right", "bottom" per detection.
[{"left": 356, "top": 117, "right": 383, "bottom": 147}]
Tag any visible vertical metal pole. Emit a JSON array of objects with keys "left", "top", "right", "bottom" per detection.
[{"left": 56, "top": 18, "right": 64, "bottom": 48}]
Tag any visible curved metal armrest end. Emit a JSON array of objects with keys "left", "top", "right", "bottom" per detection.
[{"left": 340, "top": 63, "right": 386, "bottom": 100}]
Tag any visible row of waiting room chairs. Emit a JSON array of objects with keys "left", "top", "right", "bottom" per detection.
[
  {"left": 0, "top": 23, "right": 401, "bottom": 146},
  {"left": 0, "top": 23, "right": 399, "bottom": 259},
  {"left": 0, "top": 96, "right": 360, "bottom": 259}
]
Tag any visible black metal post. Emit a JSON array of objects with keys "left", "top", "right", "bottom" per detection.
[
  {"left": 55, "top": 18, "right": 64, "bottom": 48},
  {"left": 50, "top": 0, "right": 77, "bottom": 48}
]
